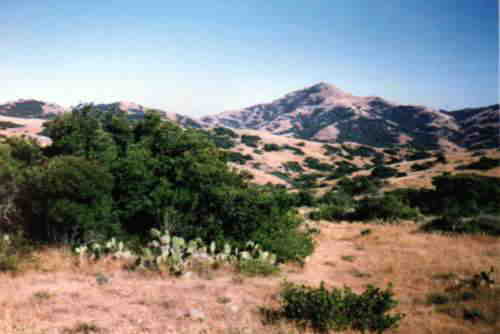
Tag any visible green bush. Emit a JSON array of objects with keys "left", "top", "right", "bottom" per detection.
[
  {"left": 309, "top": 205, "right": 349, "bottom": 221},
  {"left": 241, "top": 135, "right": 261, "bottom": 147},
  {"left": 0, "top": 233, "right": 33, "bottom": 273},
  {"left": 458, "top": 157, "right": 500, "bottom": 171},
  {"left": 283, "top": 144, "right": 305, "bottom": 156},
  {"left": 263, "top": 281, "right": 404, "bottom": 333},
  {"left": 20, "top": 156, "right": 118, "bottom": 243},
  {"left": 421, "top": 215, "right": 500, "bottom": 236},
  {"left": 263, "top": 143, "right": 282, "bottom": 151},
  {"left": 213, "top": 127, "right": 238, "bottom": 138},
  {"left": 371, "top": 165, "right": 398, "bottom": 179},
  {"left": 238, "top": 259, "right": 279, "bottom": 277},
  {"left": 353, "top": 194, "right": 421, "bottom": 222},
  {"left": 337, "top": 176, "right": 382, "bottom": 196},
  {"left": 304, "top": 157, "right": 333, "bottom": 172},
  {"left": 410, "top": 161, "right": 435, "bottom": 172},
  {"left": 225, "top": 151, "right": 253, "bottom": 164},
  {"left": 283, "top": 161, "right": 304, "bottom": 173},
  {"left": 405, "top": 151, "right": 432, "bottom": 161}
]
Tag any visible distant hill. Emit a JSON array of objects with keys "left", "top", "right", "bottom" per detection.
[
  {"left": 201, "top": 83, "right": 498, "bottom": 150},
  {"left": 0, "top": 99, "right": 66, "bottom": 119},
  {"left": 446, "top": 104, "right": 499, "bottom": 149},
  {"left": 0, "top": 99, "right": 203, "bottom": 128}
]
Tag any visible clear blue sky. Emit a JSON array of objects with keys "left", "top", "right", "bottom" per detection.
[{"left": 1, "top": 0, "right": 498, "bottom": 116}]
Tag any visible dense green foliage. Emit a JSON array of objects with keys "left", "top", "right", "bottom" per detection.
[
  {"left": 225, "top": 151, "right": 253, "bottom": 164},
  {"left": 392, "top": 174, "right": 500, "bottom": 217},
  {"left": 263, "top": 281, "right": 404, "bottom": 333},
  {"left": 0, "top": 107, "right": 313, "bottom": 261},
  {"left": 353, "top": 194, "right": 421, "bottom": 222},
  {"left": 421, "top": 215, "right": 500, "bottom": 236}
]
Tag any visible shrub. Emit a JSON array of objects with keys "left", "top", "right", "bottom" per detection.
[
  {"left": 210, "top": 135, "right": 237, "bottom": 149},
  {"left": 435, "top": 152, "right": 447, "bottom": 164},
  {"left": 225, "top": 151, "right": 253, "bottom": 164},
  {"left": 337, "top": 176, "right": 382, "bottom": 196},
  {"left": 263, "top": 143, "right": 281, "bottom": 151},
  {"left": 406, "top": 151, "right": 432, "bottom": 161},
  {"left": 241, "top": 135, "right": 261, "bottom": 147},
  {"left": 309, "top": 205, "right": 349, "bottom": 221},
  {"left": 283, "top": 161, "right": 304, "bottom": 173},
  {"left": 322, "top": 144, "right": 341, "bottom": 156},
  {"left": 292, "top": 173, "right": 324, "bottom": 189},
  {"left": 263, "top": 281, "right": 404, "bottom": 333},
  {"left": 20, "top": 156, "right": 117, "bottom": 243},
  {"left": 213, "top": 127, "right": 238, "bottom": 138},
  {"left": 283, "top": 145, "right": 305, "bottom": 156},
  {"left": 353, "top": 194, "right": 421, "bottom": 222},
  {"left": 304, "top": 157, "right": 333, "bottom": 172},
  {"left": 371, "top": 165, "right": 398, "bottom": 179},
  {"left": 421, "top": 215, "right": 500, "bottom": 236},
  {"left": 238, "top": 259, "right": 279, "bottom": 277},
  {"left": 458, "top": 157, "right": 500, "bottom": 170},
  {"left": 327, "top": 161, "right": 359, "bottom": 179},
  {"left": 0, "top": 233, "right": 33, "bottom": 273},
  {"left": 410, "top": 161, "right": 435, "bottom": 172}
]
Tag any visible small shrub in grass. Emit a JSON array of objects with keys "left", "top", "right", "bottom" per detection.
[
  {"left": 426, "top": 293, "right": 450, "bottom": 305},
  {"left": 283, "top": 145, "right": 305, "bottom": 156},
  {"left": 238, "top": 259, "right": 279, "bottom": 277},
  {"left": 0, "top": 233, "right": 33, "bottom": 273},
  {"left": 256, "top": 228, "right": 315, "bottom": 263},
  {"left": 262, "top": 281, "right": 404, "bottom": 333},
  {"left": 263, "top": 143, "right": 282, "bottom": 152}
]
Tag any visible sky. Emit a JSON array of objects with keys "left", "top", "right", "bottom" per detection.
[{"left": 1, "top": 0, "right": 498, "bottom": 117}]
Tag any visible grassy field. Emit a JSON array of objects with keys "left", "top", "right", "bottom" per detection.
[{"left": 1, "top": 221, "right": 498, "bottom": 334}]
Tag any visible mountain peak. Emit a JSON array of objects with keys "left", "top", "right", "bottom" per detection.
[{"left": 305, "top": 82, "right": 351, "bottom": 98}]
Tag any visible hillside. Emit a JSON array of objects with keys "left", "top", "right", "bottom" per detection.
[
  {"left": 202, "top": 83, "right": 498, "bottom": 150},
  {"left": 205, "top": 126, "right": 499, "bottom": 191}
]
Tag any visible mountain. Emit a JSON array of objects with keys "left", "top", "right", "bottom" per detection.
[
  {"left": 0, "top": 99, "right": 67, "bottom": 119},
  {"left": 202, "top": 83, "right": 496, "bottom": 150},
  {"left": 446, "top": 104, "right": 499, "bottom": 149}
]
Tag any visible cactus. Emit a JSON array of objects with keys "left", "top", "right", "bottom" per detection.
[{"left": 74, "top": 228, "right": 278, "bottom": 275}]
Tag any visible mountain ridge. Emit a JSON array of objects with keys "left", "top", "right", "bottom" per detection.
[{"left": 1, "top": 83, "right": 498, "bottom": 149}]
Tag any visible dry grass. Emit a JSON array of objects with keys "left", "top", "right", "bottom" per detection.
[{"left": 0, "top": 222, "right": 498, "bottom": 333}]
